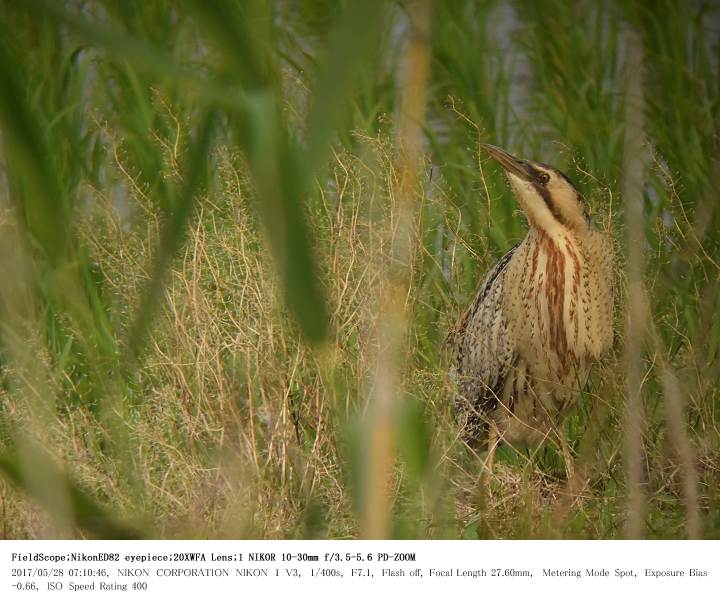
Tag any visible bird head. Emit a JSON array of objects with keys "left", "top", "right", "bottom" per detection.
[{"left": 482, "top": 144, "right": 589, "bottom": 234}]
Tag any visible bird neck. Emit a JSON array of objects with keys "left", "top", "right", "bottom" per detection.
[
  {"left": 511, "top": 183, "right": 590, "bottom": 236},
  {"left": 528, "top": 221, "right": 588, "bottom": 249}
]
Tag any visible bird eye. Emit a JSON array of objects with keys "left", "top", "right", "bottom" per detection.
[{"left": 538, "top": 172, "right": 550, "bottom": 185}]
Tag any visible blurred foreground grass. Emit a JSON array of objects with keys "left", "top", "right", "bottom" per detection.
[{"left": 0, "top": 0, "right": 719, "bottom": 538}]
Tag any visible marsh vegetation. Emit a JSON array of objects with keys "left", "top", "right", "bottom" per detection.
[{"left": 0, "top": 0, "right": 718, "bottom": 538}]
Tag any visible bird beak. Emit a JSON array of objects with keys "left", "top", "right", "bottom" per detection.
[{"left": 482, "top": 144, "right": 533, "bottom": 182}]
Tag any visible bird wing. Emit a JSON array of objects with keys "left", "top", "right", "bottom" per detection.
[{"left": 451, "top": 245, "right": 519, "bottom": 436}]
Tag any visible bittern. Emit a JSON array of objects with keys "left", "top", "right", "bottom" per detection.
[{"left": 451, "top": 144, "right": 613, "bottom": 469}]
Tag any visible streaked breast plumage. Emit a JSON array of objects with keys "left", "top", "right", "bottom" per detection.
[{"left": 451, "top": 144, "right": 613, "bottom": 448}]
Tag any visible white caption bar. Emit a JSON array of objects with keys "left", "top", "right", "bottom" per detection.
[{"left": 1, "top": 540, "right": 717, "bottom": 603}]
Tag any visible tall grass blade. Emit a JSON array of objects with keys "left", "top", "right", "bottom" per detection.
[
  {"left": 364, "top": 0, "right": 435, "bottom": 538},
  {"left": 184, "top": 0, "right": 330, "bottom": 344},
  {"left": 0, "top": 31, "right": 69, "bottom": 261},
  {"left": 302, "top": 0, "right": 385, "bottom": 175},
  {"left": 621, "top": 26, "right": 647, "bottom": 540}
]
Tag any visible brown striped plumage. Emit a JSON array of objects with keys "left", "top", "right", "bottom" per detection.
[{"left": 452, "top": 145, "right": 613, "bottom": 453}]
